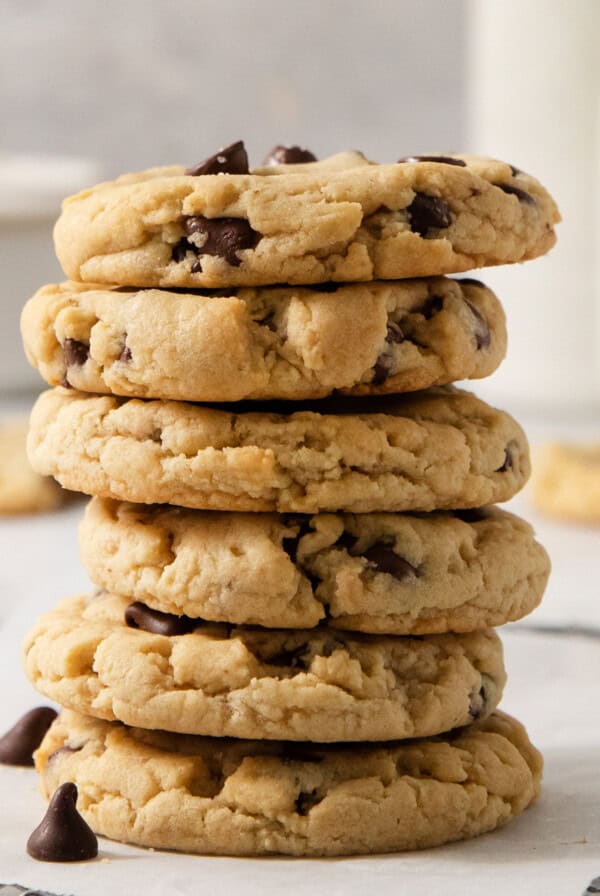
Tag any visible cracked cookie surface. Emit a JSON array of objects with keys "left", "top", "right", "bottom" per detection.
[
  {"left": 22, "top": 277, "right": 506, "bottom": 401},
  {"left": 35, "top": 709, "right": 541, "bottom": 855},
  {"left": 80, "top": 498, "right": 549, "bottom": 633},
  {"left": 27, "top": 387, "right": 529, "bottom": 513},
  {"left": 53, "top": 152, "right": 559, "bottom": 288},
  {"left": 24, "top": 592, "right": 505, "bottom": 741}
]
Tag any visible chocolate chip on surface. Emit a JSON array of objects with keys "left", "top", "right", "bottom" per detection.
[
  {"left": 408, "top": 193, "right": 453, "bottom": 235},
  {"left": 295, "top": 789, "right": 321, "bottom": 815},
  {"left": 27, "top": 782, "right": 98, "bottom": 862},
  {"left": 263, "top": 145, "right": 317, "bottom": 165},
  {"left": 371, "top": 322, "right": 405, "bottom": 385},
  {"left": 184, "top": 216, "right": 261, "bottom": 266},
  {"left": 398, "top": 154, "right": 466, "bottom": 167},
  {"left": 495, "top": 182, "right": 535, "bottom": 204},
  {"left": 171, "top": 238, "right": 190, "bottom": 263},
  {"left": 63, "top": 339, "right": 89, "bottom": 367},
  {"left": 0, "top": 707, "right": 57, "bottom": 766},
  {"left": 119, "top": 344, "right": 132, "bottom": 363},
  {"left": 495, "top": 442, "right": 517, "bottom": 473},
  {"left": 124, "top": 601, "right": 197, "bottom": 636},
  {"left": 185, "top": 140, "right": 249, "bottom": 176},
  {"left": 468, "top": 685, "right": 487, "bottom": 720},
  {"left": 464, "top": 299, "right": 491, "bottom": 350},
  {"left": 363, "top": 543, "right": 418, "bottom": 581}
]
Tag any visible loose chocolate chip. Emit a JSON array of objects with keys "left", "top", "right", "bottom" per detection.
[
  {"left": 457, "top": 277, "right": 485, "bottom": 288},
  {"left": 464, "top": 298, "right": 491, "bottom": 350},
  {"left": 124, "top": 601, "right": 197, "bottom": 636},
  {"left": 0, "top": 707, "right": 57, "bottom": 766},
  {"left": 468, "top": 685, "right": 487, "bottom": 720},
  {"left": 267, "top": 643, "right": 309, "bottom": 670},
  {"left": 421, "top": 294, "right": 444, "bottom": 320},
  {"left": 63, "top": 338, "right": 89, "bottom": 367},
  {"left": 495, "top": 443, "right": 516, "bottom": 473},
  {"left": 185, "top": 140, "right": 249, "bottom": 176},
  {"left": 363, "top": 543, "right": 418, "bottom": 581},
  {"left": 184, "top": 216, "right": 261, "bottom": 266},
  {"left": 119, "top": 344, "right": 132, "bottom": 362},
  {"left": 408, "top": 193, "right": 452, "bottom": 235},
  {"left": 295, "top": 789, "right": 321, "bottom": 815},
  {"left": 452, "top": 508, "right": 488, "bottom": 523},
  {"left": 172, "top": 237, "right": 190, "bottom": 263},
  {"left": 27, "top": 782, "right": 98, "bottom": 862},
  {"left": 494, "top": 182, "right": 535, "bottom": 204},
  {"left": 398, "top": 154, "right": 466, "bottom": 167},
  {"left": 264, "top": 145, "right": 317, "bottom": 165}
]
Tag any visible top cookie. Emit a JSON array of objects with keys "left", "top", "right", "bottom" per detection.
[{"left": 54, "top": 144, "right": 559, "bottom": 288}]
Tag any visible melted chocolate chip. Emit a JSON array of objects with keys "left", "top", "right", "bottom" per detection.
[
  {"left": 119, "top": 344, "right": 132, "bottom": 362},
  {"left": 264, "top": 145, "right": 317, "bottom": 165},
  {"left": 183, "top": 216, "right": 261, "bottom": 266},
  {"left": 27, "top": 782, "right": 98, "bottom": 862},
  {"left": 295, "top": 789, "right": 321, "bottom": 815},
  {"left": 124, "top": 601, "right": 197, "bottom": 636},
  {"left": 452, "top": 508, "right": 488, "bottom": 523},
  {"left": 408, "top": 193, "right": 452, "bottom": 235},
  {"left": 421, "top": 295, "right": 444, "bottom": 320},
  {"left": 267, "top": 643, "right": 309, "bottom": 669},
  {"left": 457, "top": 277, "right": 485, "bottom": 288},
  {"left": 185, "top": 140, "right": 249, "bottom": 176},
  {"left": 494, "top": 183, "right": 535, "bottom": 204},
  {"left": 0, "top": 707, "right": 57, "bottom": 766},
  {"left": 398, "top": 155, "right": 466, "bottom": 167},
  {"left": 464, "top": 298, "right": 491, "bottom": 350},
  {"left": 468, "top": 685, "right": 488, "bottom": 720},
  {"left": 495, "top": 443, "right": 516, "bottom": 473},
  {"left": 363, "top": 543, "right": 418, "bottom": 581},
  {"left": 63, "top": 338, "right": 89, "bottom": 367}
]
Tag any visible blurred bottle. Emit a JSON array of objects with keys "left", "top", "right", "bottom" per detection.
[{"left": 467, "top": 0, "right": 600, "bottom": 415}]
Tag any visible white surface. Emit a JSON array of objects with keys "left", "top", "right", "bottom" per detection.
[
  {"left": 467, "top": 0, "right": 600, "bottom": 410},
  {"left": 1, "top": 410, "right": 600, "bottom": 893}
]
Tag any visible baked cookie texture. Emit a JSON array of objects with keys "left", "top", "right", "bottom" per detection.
[
  {"left": 80, "top": 498, "right": 549, "bottom": 633},
  {"left": 53, "top": 152, "right": 559, "bottom": 289},
  {"left": 21, "top": 277, "right": 506, "bottom": 401},
  {"left": 27, "top": 387, "right": 529, "bottom": 513},
  {"left": 23, "top": 592, "right": 505, "bottom": 742},
  {"left": 35, "top": 709, "right": 542, "bottom": 856},
  {"left": 531, "top": 443, "right": 600, "bottom": 523},
  {"left": 0, "top": 420, "right": 65, "bottom": 515}
]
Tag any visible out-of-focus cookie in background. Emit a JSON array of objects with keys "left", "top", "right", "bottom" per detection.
[{"left": 0, "top": 419, "right": 68, "bottom": 516}]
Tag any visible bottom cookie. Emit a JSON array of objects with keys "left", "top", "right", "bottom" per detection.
[{"left": 35, "top": 709, "right": 542, "bottom": 857}]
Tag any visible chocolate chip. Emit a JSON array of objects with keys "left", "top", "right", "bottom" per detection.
[
  {"left": 386, "top": 321, "right": 405, "bottom": 344},
  {"left": 124, "top": 601, "right": 197, "bottom": 636},
  {"left": 371, "top": 322, "right": 405, "bottom": 385},
  {"left": 495, "top": 442, "right": 517, "bottom": 473},
  {"left": 363, "top": 543, "right": 418, "bottom": 581},
  {"left": 63, "top": 338, "right": 89, "bottom": 367},
  {"left": 183, "top": 216, "right": 261, "bottom": 266},
  {"left": 421, "top": 295, "right": 444, "bottom": 320},
  {"left": 48, "top": 744, "right": 83, "bottom": 763},
  {"left": 27, "top": 782, "right": 98, "bottom": 862},
  {"left": 172, "top": 237, "right": 190, "bottom": 263},
  {"left": 457, "top": 277, "right": 485, "bottom": 288},
  {"left": 464, "top": 298, "right": 491, "bottom": 350},
  {"left": 267, "top": 643, "right": 309, "bottom": 670},
  {"left": 191, "top": 259, "right": 203, "bottom": 273},
  {"left": 509, "top": 164, "right": 521, "bottom": 176},
  {"left": 408, "top": 193, "right": 452, "bottom": 235},
  {"left": 185, "top": 140, "right": 249, "bottom": 176},
  {"left": 295, "top": 789, "right": 321, "bottom": 815},
  {"left": 264, "top": 145, "right": 317, "bottom": 165},
  {"left": 452, "top": 508, "right": 488, "bottom": 523},
  {"left": 0, "top": 707, "right": 57, "bottom": 766},
  {"left": 335, "top": 531, "right": 359, "bottom": 553},
  {"left": 119, "top": 344, "right": 132, "bottom": 363},
  {"left": 398, "top": 155, "right": 466, "bottom": 167},
  {"left": 468, "top": 685, "right": 487, "bottom": 720},
  {"left": 495, "top": 183, "right": 535, "bottom": 204}
]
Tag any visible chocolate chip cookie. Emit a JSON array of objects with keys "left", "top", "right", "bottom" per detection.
[
  {"left": 0, "top": 419, "right": 65, "bottom": 515},
  {"left": 53, "top": 146, "right": 559, "bottom": 289},
  {"left": 35, "top": 708, "right": 541, "bottom": 855},
  {"left": 27, "top": 387, "right": 529, "bottom": 513},
  {"left": 80, "top": 498, "right": 549, "bottom": 633},
  {"left": 24, "top": 592, "right": 505, "bottom": 741},
  {"left": 531, "top": 442, "right": 600, "bottom": 523},
  {"left": 21, "top": 277, "right": 506, "bottom": 401}
]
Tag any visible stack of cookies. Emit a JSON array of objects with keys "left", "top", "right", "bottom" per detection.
[{"left": 20, "top": 143, "right": 558, "bottom": 856}]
